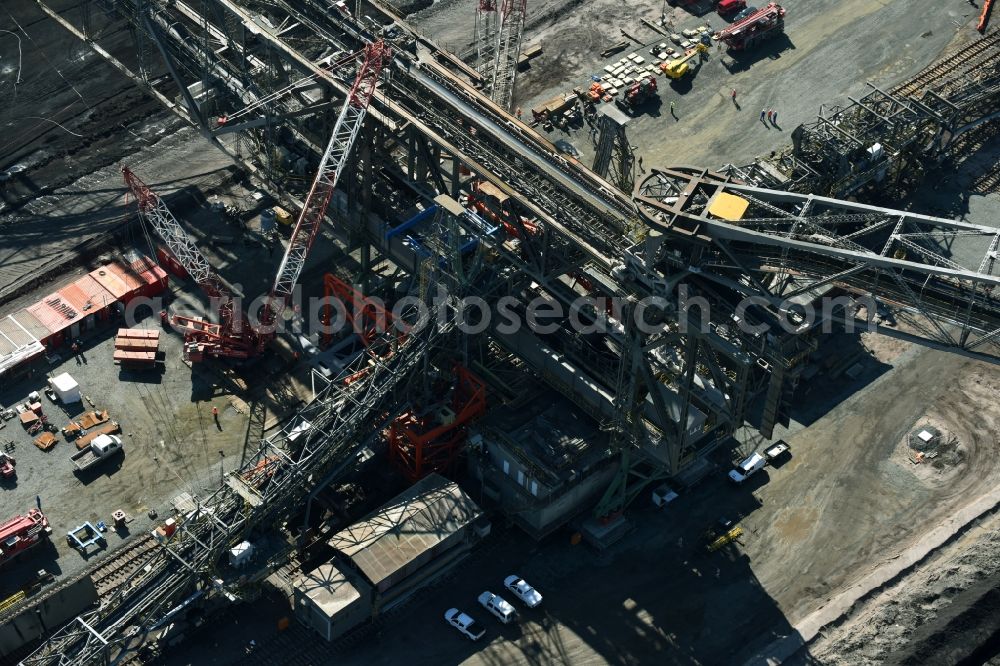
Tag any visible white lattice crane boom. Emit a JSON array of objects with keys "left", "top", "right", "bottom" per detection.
[
  {"left": 490, "top": 0, "right": 527, "bottom": 110},
  {"left": 260, "top": 39, "right": 390, "bottom": 336},
  {"left": 474, "top": 0, "right": 526, "bottom": 110},
  {"left": 474, "top": 0, "right": 499, "bottom": 80},
  {"left": 122, "top": 166, "right": 255, "bottom": 359}
]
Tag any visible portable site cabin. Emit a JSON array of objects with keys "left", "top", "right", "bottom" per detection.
[{"left": 49, "top": 373, "right": 81, "bottom": 404}]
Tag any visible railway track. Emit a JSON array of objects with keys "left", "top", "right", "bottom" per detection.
[
  {"left": 972, "top": 159, "right": 1000, "bottom": 195},
  {"left": 948, "top": 118, "right": 1000, "bottom": 157},
  {"left": 0, "top": 534, "right": 158, "bottom": 635},
  {"left": 892, "top": 30, "right": 1000, "bottom": 98},
  {"left": 92, "top": 536, "right": 160, "bottom": 600},
  {"left": 940, "top": 118, "right": 1000, "bottom": 195}
]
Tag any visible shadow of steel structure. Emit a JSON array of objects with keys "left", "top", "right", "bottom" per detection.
[
  {"left": 19, "top": 1, "right": 1000, "bottom": 662},
  {"left": 723, "top": 30, "right": 1000, "bottom": 197}
]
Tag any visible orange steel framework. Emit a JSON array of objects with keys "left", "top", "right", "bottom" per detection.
[
  {"left": 387, "top": 365, "right": 487, "bottom": 482},
  {"left": 467, "top": 185, "right": 538, "bottom": 238},
  {"left": 980, "top": 0, "right": 994, "bottom": 33},
  {"left": 321, "top": 274, "right": 412, "bottom": 386},
  {"left": 320, "top": 273, "right": 404, "bottom": 348}
]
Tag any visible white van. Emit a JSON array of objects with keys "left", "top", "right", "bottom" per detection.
[{"left": 728, "top": 452, "right": 766, "bottom": 483}]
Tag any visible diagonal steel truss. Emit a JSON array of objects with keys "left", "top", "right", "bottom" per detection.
[
  {"left": 474, "top": 0, "right": 498, "bottom": 81},
  {"left": 635, "top": 167, "right": 1000, "bottom": 362},
  {"left": 476, "top": 0, "right": 526, "bottom": 110},
  {"left": 122, "top": 166, "right": 255, "bottom": 355},
  {"left": 21, "top": 320, "right": 435, "bottom": 666},
  {"left": 725, "top": 31, "right": 1000, "bottom": 197},
  {"left": 262, "top": 40, "right": 390, "bottom": 331},
  {"left": 20, "top": 4, "right": 1000, "bottom": 659}
]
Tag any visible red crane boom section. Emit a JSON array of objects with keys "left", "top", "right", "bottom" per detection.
[{"left": 259, "top": 40, "right": 390, "bottom": 340}]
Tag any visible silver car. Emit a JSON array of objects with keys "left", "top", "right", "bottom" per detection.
[
  {"left": 503, "top": 575, "right": 543, "bottom": 608},
  {"left": 444, "top": 608, "right": 486, "bottom": 641}
]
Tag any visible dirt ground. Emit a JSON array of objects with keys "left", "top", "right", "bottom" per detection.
[
  {"left": 409, "top": 0, "right": 984, "bottom": 171},
  {"left": 0, "top": 311, "right": 254, "bottom": 592},
  {"left": 0, "top": 1, "right": 182, "bottom": 297},
  {"left": 801, "top": 510, "right": 1000, "bottom": 665},
  {"left": 749, "top": 351, "right": 1000, "bottom": 621}
]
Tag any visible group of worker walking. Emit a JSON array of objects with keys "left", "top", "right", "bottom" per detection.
[
  {"left": 760, "top": 108, "right": 779, "bottom": 126},
  {"left": 730, "top": 88, "right": 780, "bottom": 127}
]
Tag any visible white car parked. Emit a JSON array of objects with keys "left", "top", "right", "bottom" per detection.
[
  {"left": 503, "top": 575, "right": 543, "bottom": 608},
  {"left": 478, "top": 591, "right": 517, "bottom": 624},
  {"left": 444, "top": 608, "right": 486, "bottom": 640}
]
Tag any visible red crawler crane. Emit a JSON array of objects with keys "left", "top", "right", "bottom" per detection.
[
  {"left": 122, "top": 166, "right": 257, "bottom": 361},
  {"left": 122, "top": 40, "right": 390, "bottom": 361},
  {"left": 258, "top": 40, "right": 390, "bottom": 342},
  {"left": 717, "top": 3, "right": 787, "bottom": 51}
]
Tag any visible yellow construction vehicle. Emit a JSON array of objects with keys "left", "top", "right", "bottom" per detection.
[
  {"left": 701, "top": 516, "right": 744, "bottom": 553},
  {"left": 273, "top": 206, "right": 293, "bottom": 226},
  {"left": 706, "top": 525, "right": 743, "bottom": 552},
  {"left": 661, "top": 43, "right": 709, "bottom": 79}
]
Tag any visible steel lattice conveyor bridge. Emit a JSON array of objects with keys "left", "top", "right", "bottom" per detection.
[{"left": 18, "top": 1, "right": 1000, "bottom": 662}]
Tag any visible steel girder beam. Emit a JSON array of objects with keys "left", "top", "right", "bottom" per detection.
[
  {"left": 474, "top": 0, "right": 499, "bottom": 81},
  {"left": 37, "top": 0, "right": 779, "bottom": 622},
  {"left": 212, "top": 101, "right": 337, "bottom": 135},
  {"left": 636, "top": 167, "right": 1000, "bottom": 362},
  {"left": 143, "top": 13, "right": 210, "bottom": 131},
  {"left": 22, "top": 320, "right": 435, "bottom": 666},
  {"left": 727, "top": 33, "right": 1000, "bottom": 196},
  {"left": 593, "top": 105, "right": 635, "bottom": 193}
]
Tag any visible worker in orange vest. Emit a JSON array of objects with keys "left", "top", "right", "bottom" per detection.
[{"left": 212, "top": 406, "right": 219, "bottom": 420}]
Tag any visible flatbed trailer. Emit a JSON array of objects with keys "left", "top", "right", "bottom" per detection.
[{"left": 74, "top": 421, "right": 121, "bottom": 450}]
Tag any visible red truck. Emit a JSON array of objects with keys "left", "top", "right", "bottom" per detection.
[
  {"left": 0, "top": 453, "right": 15, "bottom": 478},
  {"left": 717, "top": 0, "right": 747, "bottom": 15},
  {"left": 717, "top": 3, "right": 786, "bottom": 51},
  {"left": 0, "top": 509, "right": 51, "bottom": 566}
]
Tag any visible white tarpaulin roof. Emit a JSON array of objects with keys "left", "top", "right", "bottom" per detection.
[
  {"left": 50, "top": 373, "right": 79, "bottom": 392},
  {"left": 0, "top": 314, "right": 43, "bottom": 377}
]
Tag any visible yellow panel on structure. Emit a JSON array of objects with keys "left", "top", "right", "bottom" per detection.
[{"left": 708, "top": 192, "right": 750, "bottom": 222}]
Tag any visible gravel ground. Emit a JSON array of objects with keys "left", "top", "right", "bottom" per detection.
[
  {"left": 801, "top": 510, "right": 1000, "bottom": 665},
  {"left": 404, "top": 0, "right": 985, "bottom": 172},
  {"left": 0, "top": 313, "right": 253, "bottom": 593}
]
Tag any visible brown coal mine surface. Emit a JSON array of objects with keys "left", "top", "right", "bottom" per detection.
[
  {"left": 746, "top": 352, "right": 1000, "bottom": 623},
  {"left": 1, "top": 2, "right": 176, "bottom": 212},
  {"left": 802, "top": 512, "right": 1000, "bottom": 666}
]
